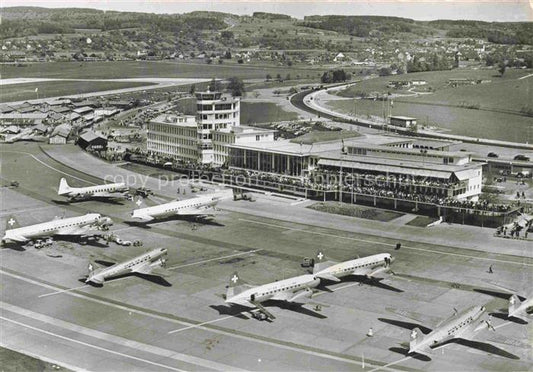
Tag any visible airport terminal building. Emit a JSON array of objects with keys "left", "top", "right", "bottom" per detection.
[
  {"left": 146, "top": 90, "right": 275, "bottom": 166},
  {"left": 226, "top": 137, "right": 483, "bottom": 201}
]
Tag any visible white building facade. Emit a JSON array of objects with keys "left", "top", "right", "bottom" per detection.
[
  {"left": 147, "top": 114, "right": 198, "bottom": 162},
  {"left": 195, "top": 91, "right": 240, "bottom": 164}
]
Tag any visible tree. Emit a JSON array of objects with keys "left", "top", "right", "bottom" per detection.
[
  {"left": 276, "top": 73, "right": 282, "bottom": 81},
  {"left": 226, "top": 77, "right": 245, "bottom": 97},
  {"left": 209, "top": 78, "right": 222, "bottom": 92},
  {"left": 266, "top": 73, "right": 272, "bottom": 81},
  {"left": 224, "top": 50, "right": 232, "bottom": 59},
  {"left": 285, "top": 73, "right": 291, "bottom": 81},
  {"left": 498, "top": 60, "right": 507, "bottom": 76},
  {"left": 378, "top": 67, "right": 392, "bottom": 76}
]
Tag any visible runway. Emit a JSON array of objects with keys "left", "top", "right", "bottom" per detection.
[{"left": 1, "top": 143, "right": 531, "bottom": 371}]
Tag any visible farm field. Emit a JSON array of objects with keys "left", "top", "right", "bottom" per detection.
[
  {"left": 241, "top": 101, "right": 299, "bottom": 124},
  {"left": 0, "top": 80, "right": 155, "bottom": 103},
  {"left": 332, "top": 68, "right": 533, "bottom": 142},
  {"left": 326, "top": 97, "right": 533, "bottom": 143},
  {"left": 159, "top": 97, "right": 299, "bottom": 124},
  {"left": 0, "top": 60, "right": 322, "bottom": 80},
  {"left": 344, "top": 68, "right": 532, "bottom": 113}
]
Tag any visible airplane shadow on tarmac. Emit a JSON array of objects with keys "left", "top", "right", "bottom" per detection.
[
  {"left": 441, "top": 338, "right": 520, "bottom": 360},
  {"left": 389, "top": 346, "right": 432, "bottom": 362},
  {"left": 378, "top": 318, "right": 432, "bottom": 334},
  {"left": 326, "top": 276, "right": 404, "bottom": 293},
  {"left": 490, "top": 311, "right": 529, "bottom": 325},
  {"left": 79, "top": 272, "right": 172, "bottom": 287},
  {"left": 210, "top": 300, "right": 327, "bottom": 320},
  {"left": 209, "top": 304, "right": 255, "bottom": 320},
  {"left": 56, "top": 235, "right": 110, "bottom": 248},
  {"left": 0, "top": 242, "right": 26, "bottom": 251},
  {"left": 124, "top": 215, "right": 225, "bottom": 228},
  {"left": 473, "top": 288, "right": 526, "bottom": 301},
  {"left": 52, "top": 198, "right": 125, "bottom": 206}
]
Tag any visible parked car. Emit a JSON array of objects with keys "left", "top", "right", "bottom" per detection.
[
  {"left": 514, "top": 154, "right": 530, "bottom": 161},
  {"left": 487, "top": 152, "right": 498, "bottom": 158}
]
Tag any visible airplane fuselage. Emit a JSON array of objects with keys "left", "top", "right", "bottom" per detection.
[
  {"left": 131, "top": 195, "right": 218, "bottom": 221},
  {"left": 87, "top": 248, "right": 167, "bottom": 284},
  {"left": 315, "top": 253, "right": 392, "bottom": 280},
  {"left": 509, "top": 296, "right": 533, "bottom": 320},
  {"left": 2, "top": 213, "right": 104, "bottom": 243},
  {"left": 227, "top": 274, "right": 320, "bottom": 306},
  {"left": 61, "top": 183, "right": 128, "bottom": 199},
  {"left": 409, "top": 306, "right": 486, "bottom": 354}
]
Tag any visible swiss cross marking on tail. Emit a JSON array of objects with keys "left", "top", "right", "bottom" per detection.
[
  {"left": 317, "top": 252, "right": 324, "bottom": 260},
  {"left": 231, "top": 274, "right": 239, "bottom": 283}
]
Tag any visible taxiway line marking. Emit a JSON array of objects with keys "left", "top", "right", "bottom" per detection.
[
  {"left": 1, "top": 269, "right": 393, "bottom": 371},
  {"left": 368, "top": 356, "right": 411, "bottom": 372},
  {"left": 168, "top": 249, "right": 261, "bottom": 270},
  {"left": 239, "top": 218, "right": 532, "bottom": 267},
  {"left": 0, "top": 150, "right": 97, "bottom": 186},
  {"left": 0, "top": 316, "right": 188, "bottom": 372},
  {"left": 493, "top": 322, "right": 513, "bottom": 330},
  {"left": 38, "top": 284, "right": 90, "bottom": 298},
  {"left": 332, "top": 283, "right": 362, "bottom": 292},
  {"left": 168, "top": 314, "right": 238, "bottom": 334}
]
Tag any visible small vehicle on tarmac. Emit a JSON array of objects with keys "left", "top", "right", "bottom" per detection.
[{"left": 135, "top": 187, "right": 153, "bottom": 198}]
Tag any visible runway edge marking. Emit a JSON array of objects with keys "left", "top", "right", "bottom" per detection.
[{"left": 1, "top": 301, "right": 240, "bottom": 372}]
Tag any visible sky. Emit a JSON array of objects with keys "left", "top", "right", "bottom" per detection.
[{"left": 2, "top": 0, "right": 532, "bottom": 22}]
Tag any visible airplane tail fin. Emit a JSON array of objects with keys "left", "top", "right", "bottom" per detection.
[
  {"left": 58, "top": 178, "right": 71, "bottom": 195},
  {"left": 508, "top": 294, "right": 523, "bottom": 317},
  {"left": 5, "top": 215, "right": 20, "bottom": 230},
  {"left": 132, "top": 197, "right": 147, "bottom": 209},
  {"left": 312, "top": 250, "right": 335, "bottom": 274},
  {"left": 88, "top": 262, "right": 96, "bottom": 276},
  {"left": 226, "top": 271, "right": 249, "bottom": 299},
  {"left": 409, "top": 327, "right": 426, "bottom": 354}
]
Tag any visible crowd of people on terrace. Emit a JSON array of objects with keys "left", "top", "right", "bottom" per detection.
[{"left": 125, "top": 154, "right": 514, "bottom": 213}]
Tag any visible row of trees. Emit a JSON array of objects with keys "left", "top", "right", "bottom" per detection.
[{"left": 321, "top": 69, "right": 351, "bottom": 83}]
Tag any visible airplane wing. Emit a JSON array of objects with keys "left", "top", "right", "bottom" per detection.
[
  {"left": 134, "top": 215, "right": 154, "bottom": 222},
  {"left": 367, "top": 266, "right": 390, "bottom": 278},
  {"left": 315, "top": 272, "right": 341, "bottom": 282},
  {"left": 178, "top": 207, "right": 219, "bottom": 216},
  {"left": 132, "top": 263, "right": 154, "bottom": 275},
  {"left": 4, "top": 234, "right": 29, "bottom": 243}
]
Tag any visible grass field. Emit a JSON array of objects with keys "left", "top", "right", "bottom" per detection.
[
  {"left": 343, "top": 68, "right": 532, "bottom": 113},
  {"left": 330, "top": 68, "right": 533, "bottom": 143},
  {"left": 155, "top": 97, "right": 299, "bottom": 124},
  {"left": 290, "top": 129, "right": 362, "bottom": 144},
  {"left": 241, "top": 102, "right": 299, "bottom": 124},
  {"left": 307, "top": 202, "right": 404, "bottom": 222},
  {"left": 0, "top": 61, "right": 322, "bottom": 80},
  {"left": 0, "top": 347, "right": 70, "bottom": 372},
  {"left": 0, "top": 80, "right": 155, "bottom": 103},
  {"left": 326, "top": 96, "right": 533, "bottom": 143}
]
